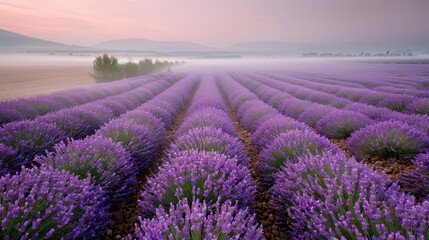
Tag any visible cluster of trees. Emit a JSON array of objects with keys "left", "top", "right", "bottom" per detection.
[{"left": 90, "top": 54, "right": 183, "bottom": 82}]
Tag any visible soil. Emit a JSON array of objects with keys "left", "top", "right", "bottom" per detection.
[
  {"left": 0, "top": 65, "right": 95, "bottom": 101},
  {"left": 330, "top": 139, "right": 415, "bottom": 182},
  {"left": 219, "top": 83, "right": 287, "bottom": 240}
]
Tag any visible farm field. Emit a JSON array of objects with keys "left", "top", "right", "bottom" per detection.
[{"left": 1, "top": 60, "right": 429, "bottom": 239}]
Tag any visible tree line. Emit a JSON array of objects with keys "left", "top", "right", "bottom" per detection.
[{"left": 90, "top": 54, "right": 183, "bottom": 82}]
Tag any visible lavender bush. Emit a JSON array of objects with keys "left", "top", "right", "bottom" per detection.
[
  {"left": 348, "top": 121, "right": 429, "bottom": 159},
  {"left": 96, "top": 120, "right": 158, "bottom": 170},
  {"left": 252, "top": 116, "right": 309, "bottom": 149},
  {"left": 0, "top": 143, "right": 24, "bottom": 176},
  {"left": 132, "top": 199, "right": 264, "bottom": 240},
  {"left": 178, "top": 108, "right": 237, "bottom": 137},
  {"left": 401, "top": 153, "right": 429, "bottom": 199},
  {"left": 38, "top": 105, "right": 114, "bottom": 139},
  {"left": 316, "top": 110, "right": 373, "bottom": 139},
  {"left": 169, "top": 127, "right": 248, "bottom": 165},
  {"left": 35, "top": 135, "right": 137, "bottom": 204},
  {"left": 257, "top": 129, "right": 340, "bottom": 187},
  {"left": 297, "top": 104, "right": 337, "bottom": 128},
  {"left": 0, "top": 166, "right": 109, "bottom": 239},
  {"left": 139, "top": 151, "right": 256, "bottom": 216},
  {"left": 408, "top": 98, "right": 429, "bottom": 115},
  {"left": 271, "top": 152, "right": 429, "bottom": 239},
  {"left": 0, "top": 120, "right": 67, "bottom": 167}
]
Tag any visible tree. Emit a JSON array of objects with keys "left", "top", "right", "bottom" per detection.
[{"left": 90, "top": 54, "right": 124, "bottom": 82}]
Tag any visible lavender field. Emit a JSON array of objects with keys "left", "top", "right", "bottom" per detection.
[{"left": 1, "top": 60, "right": 429, "bottom": 239}]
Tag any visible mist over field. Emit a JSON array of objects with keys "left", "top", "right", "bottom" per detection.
[{"left": 1, "top": 1, "right": 429, "bottom": 240}]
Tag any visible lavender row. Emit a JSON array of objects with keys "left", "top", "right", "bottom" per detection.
[
  {"left": 232, "top": 72, "right": 429, "bottom": 159},
  {"left": 251, "top": 71, "right": 429, "bottom": 114},
  {"left": 217, "top": 73, "right": 429, "bottom": 239},
  {"left": 272, "top": 70, "right": 429, "bottom": 98},
  {"left": 0, "top": 75, "right": 180, "bottom": 177},
  {"left": 0, "top": 74, "right": 199, "bottom": 239},
  {"left": 132, "top": 76, "right": 263, "bottom": 239},
  {"left": 0, "top": 72, "right": 184, "bottom": 124}
]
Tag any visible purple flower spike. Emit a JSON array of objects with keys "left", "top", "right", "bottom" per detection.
[
  {"left": 258, "top": 129, "right": 340, "bottom": 187},
  {"left": 0, "top": 120, "right": 67, "bottom": 167},
  {"left": 36, "top": 135, "right": 137, "bottom": 204},
  {"left": 316, "top": 110, "right": 373, "bottom": 139},
  {"left": 0, "top": 166, "right": 109, "bottom": 239},
  {"left": 252, "top": 116, "right": 309, "bottom": 149},
  {"left": 348, "top": 121, "right": 429, "bottom": 159},
  {"left": 169, "top": 127, "right": 249, "bottom": 165},
  {"left": 132, "top": 199, "right": 264, "bottom": 240},
  {"left": 271, "top": 152, "right": 429, "bottom": 239},
  {"left": 140, "top": 150, "right": 256, "bottom": 216}
]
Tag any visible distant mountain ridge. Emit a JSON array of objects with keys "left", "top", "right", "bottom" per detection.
[
  {"left": 95, "top": 38, "right": 215, "bottom": 52},
  {"left": 0, "top": 29, "right": 71, "bottom": 50},
  {"left": 1, "top": 29, "right": 427, "bottom": 54}
]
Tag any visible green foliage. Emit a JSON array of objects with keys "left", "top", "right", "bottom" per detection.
[{"left": 90, "top": 54, "right": 182, "bottom": 83}]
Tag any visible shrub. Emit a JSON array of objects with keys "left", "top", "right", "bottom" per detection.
[
  {"left": 316, "top": 110, "right": 373, "bottom": 139},
  {"left": 90, "top": 54, "right": 124, "bottom": 82},
  {"left": 0, "top": 143, "right": 24, "bottom": 176},
  {"left": 0, "top": 120, "right": 67, "bottom": 165},
  {"left": 278, "top": 99, "right": 312, "bottom": 118},
  {"left": 139, "top": 151, "right": 256, "bottom": 216},
  {"left": 38, "top": 105, "right": 113, "bottom": 139},
  {"left": 139, "top": 105, "right": 175, "bottom": 127},
  {"left": 257, "top": 129, "right": 340, "bottom": 187},
  {"left": 132, "top": 199, "right": 263, "bottom": 239},
  {"left": 96, "top": 120, "right": 158, "bottom": 170},
  {"left": 36, "top": 136, "right": 137, "bottom": 204},
  {"left": 0, "top": 108, "right": 24, "bottom": 125},
  {"left": 401, "top": 153, "right": 429, "bottom": 199},
  {"left": 178, "top": 109, "right": 237, "bottom": 137},
  {"left": 407, "top": 98, "right": 429, "bottom": 115},
  {"left": 348, "top": 121, "right": 429, "bottom": 159},
  {"left": 0, "top": 166, "right": 109, "bottom": 239},
  {"left": 297, "top": 104, "right": 337, "bottom": 128},
  {"left": 271, "top": 152, "right": 429, "bottom": 239},
  {"left": 169, "top": 127, "right": 249, "bottom": 165},
  {"left": 252, "top": 116, "right": 309, "bottom": 149},
  {"left": 238, "top": 105, "right": 279, "bottom": 132},
  {"left": 343, "top": 102, "right": 395, "bottom": 121}
]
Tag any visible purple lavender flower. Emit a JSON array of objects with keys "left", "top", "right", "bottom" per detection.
[
  {"left": 169, "top": 127, "right": 249, "bottom": 165},
  {"left": 343, "top": 102, "right": 396, "bottom": 121},
  {"left": 37, "top": 104, "right": 114, "bottom": 139},
  {"left": 400, "top": 153, "right": 429, "bottom": 199},
  {"left": 348, "top": 121, "right": 429, "bottom": 159},
  {"left": 138, "top": 105, "right": 175, "bottom": 127},
  {"left": 315, "top": 110, "right": 373, "bottom": 139},
  {"left": 0, "top": 108, "right": 24, "bottom": 125},
  {"left": 0, "top": 143, "right": 25, "bottom": 176},
  {"left": 407, "top": 98, "right": 429, "bottom": 115},
  {"left": 178, "top": 108, "right": 237, "bottom": 137},
  {"left": 257, "top": 129, "right": 340, "bottom": 187},
  {"left": 238, "top": 104, "right": 279, "bottom": 132},
  {"left": 271, "top": 152, "right": 429, "bottom": 239},
  {"left": 35, "top": 135, "right": 137, "bottom": 204},
  {"left": 132, "top": 199, "right": 264, "bottom": 240},
  {"left": 96, "top": 120, "right": 158, "bottom": 170},
  {"left": 252, "top": 116, "right": 309, "bottom": 149},
  {"left": 297, "top": 104, "right": 337, "bottom": 128},
  {"left": 0, "top": 120, "right": 67, "bottom": 166},
  {"left": 0, "top": 165, "right": 109, "bottom": 239},
  {"left": 139, "top": 151, "right": 256, "bottom": 216},
  {"left": 377, "top": 94, "right": 415, "bottom": 112},
  {"left": 278, "top": 99, "right": 312, "bottom": 119}
]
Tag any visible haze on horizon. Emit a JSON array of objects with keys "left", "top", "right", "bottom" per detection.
[{"left": 0, "top": 0, "right": 428, "bottom": 48}]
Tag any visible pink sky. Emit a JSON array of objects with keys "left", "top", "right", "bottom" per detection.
[{"left": 1, "top": 0, "right": 428, "bottom": 47}]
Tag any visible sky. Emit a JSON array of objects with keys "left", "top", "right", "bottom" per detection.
[{"left": 0, "top": 0, "right": 428, "bottom": 47}]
